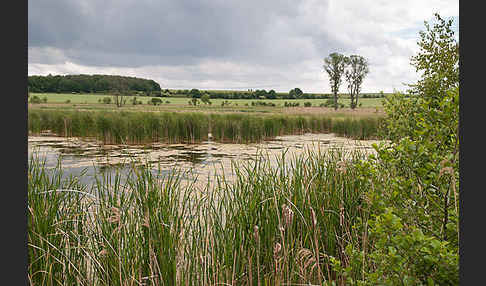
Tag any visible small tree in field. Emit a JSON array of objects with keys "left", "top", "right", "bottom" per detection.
[
  {"left": 113, "top": 89, "right": 128, "bottom": 107},
  {"left": 189, "top": 88, "right": 201, "bottom": 99},
  {"left": 201, "top": 94, "right": 211, "bottom": 105},
  {"left": 289, "top": 88, "right": 303, "bottom": 99},
  {"left": 323, "top": 52, "right": 347, "bottom": 110},
  {"left": 345, "top": 55, "right": 369, "bottom": 109},
  {"left": 266, "top": 89, "right": 277, "bottom": 99},
  {"left": 191, "top": 97, "right": 199, "bottom": 106}
]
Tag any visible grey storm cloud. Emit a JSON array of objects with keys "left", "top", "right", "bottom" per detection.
[
  {"left": 29, "top": 0, "right": 457, "bottom": 92},
  {"left": 28, "top": 0, "right": 345, "bottom": 68}
]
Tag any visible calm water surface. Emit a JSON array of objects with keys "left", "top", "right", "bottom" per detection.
[{"left": 28, "top": 133, "right": 382, "bottom": 188}]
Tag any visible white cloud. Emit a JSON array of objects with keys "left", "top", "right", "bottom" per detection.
[{"left": 28, "top": 0, "right": 458, "bottom": 93}]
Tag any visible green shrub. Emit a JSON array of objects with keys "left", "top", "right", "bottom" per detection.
[
  {"left": 29, "top": 95, "right": 42, "bottom": 104},
  {"left": 327, "top": 13, "right": 459, "bottom": 284},
  {"left": 332, "top": 208, "right": 459, "bottom": 285},
  {"left": 151, "top": 98, "right": 162, "bottom": 105},
  {"left": 102, "top": 97, "right": 111, "bottom": 104}
]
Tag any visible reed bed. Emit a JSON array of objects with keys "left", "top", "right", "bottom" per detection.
[
  {"left": 28, "top": 110, "right": 384, "bottom": 144},
  {"left": 28, "top": 146, "right": 374, "bottom": 285}
]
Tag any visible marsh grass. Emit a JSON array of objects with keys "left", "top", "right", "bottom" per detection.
[
  {"left": 28, "top": 144, "right": 377, "bottom": 285},
  {"left": 28, "top": 110, "right": 384, "bottom": 144},
  {"left": 28, "top": 156, "right": 93, "bottom": 285}
]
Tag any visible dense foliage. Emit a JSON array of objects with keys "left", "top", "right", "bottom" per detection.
[
  {"left": 28, "top": 74, "right": 162, "bottom": 95},
  {"left": 327, "top": 13, "right": 459, "bottom": 284}
]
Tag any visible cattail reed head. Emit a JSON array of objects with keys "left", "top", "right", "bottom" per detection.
[
  {"left": 142, "top": 211, "right": 149, "bottom": 228},
  {"left": 282, "top": 204, "right": 294, "bottom": 228},
  {"left": 253, "top": 225, "right": 259, "bottom": 241},
  {"left": 107, "top": 207, "right": 120, "bottom": 224},
  {"left": 339, "top": 206, "right": 344, "bottom": 227},
  {"left": 310, "top": 207, "right": 317, "bottom": 227},
  {"left": 98, "top": 249, "right": 108, "bottom": 257},
  {"left": 337, "top": 161, "right": 347, "bottom": 173},
  {"left": 274, "top": 242, "right": 282, "bottom": 256}
]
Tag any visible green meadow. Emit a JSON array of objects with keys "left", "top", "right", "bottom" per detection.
[{"left": 29, "top": 92, "right": 385, "bottom": 109}]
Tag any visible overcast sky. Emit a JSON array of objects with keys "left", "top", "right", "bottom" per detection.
[{"left": 28, "top": 0, "right": 458, "bottom": 93}]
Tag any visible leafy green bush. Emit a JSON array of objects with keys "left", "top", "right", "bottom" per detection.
[
  {"left": 326, "top": 13, "right": 459, "bottom": 284},
  {"left": 29, "top": 95, "right": 42, "bottom": 104},
  {"left": 284, "top": 101, "right": 299, "bottom": 107},
  {"left": 304, "top": 101, "right": 312, "bottom": 107},
  {"left": 251, "top": 101, "right": 276, "bottom": 107},
  {"left": 332, "top": 208, "right": 459, "bottom": 286},
  {"left": 102, "top": 97, "right": 111, "bottom": 104},
  {"left": 151, "top": 97, "right": 162, "bottom": 105}
]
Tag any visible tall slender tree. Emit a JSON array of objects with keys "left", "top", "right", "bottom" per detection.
[
  {"left": 345, "top": 55, "right": 369, "bottom": 109},
  {"left": 323, "top": 52, "right": 347, "bottom": 110}
]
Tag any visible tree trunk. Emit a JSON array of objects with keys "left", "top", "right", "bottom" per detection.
[
  {"left": 349, "top": 83, "right": 355, "bottom": 109},
  {"left": 334, "top": 92, "right": 338, "bottom": 110},
  {"left": 350, "top": 91, "right": 355, "bottom": 109}
]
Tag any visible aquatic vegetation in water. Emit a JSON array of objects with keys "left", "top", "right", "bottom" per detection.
[{"left": 28, "top": 110, "right": 384, "bottom": 144}]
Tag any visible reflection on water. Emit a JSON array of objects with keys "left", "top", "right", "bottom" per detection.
[{"left": 28, "top": 133, "right": 383, "bottom": 188}]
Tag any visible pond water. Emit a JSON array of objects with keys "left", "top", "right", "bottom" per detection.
[{"left": 28, "top": 133, "right": 382, "bottom": 189}]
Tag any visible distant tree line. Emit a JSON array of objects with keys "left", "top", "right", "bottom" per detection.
[
  {"left": 27, "top": 74, "right": 387, "bottom": 102},
  {"left": 27, "top": 74, "right": 162, "bottom": 96},
  {"left": 176, "top": 88, "right": 385, "bottom": 100}
]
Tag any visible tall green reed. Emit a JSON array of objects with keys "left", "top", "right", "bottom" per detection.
[
  {"left": 197, "top": 148, "right": 373, "bottom": 285},
  {"left": 28, "top": 154, "right": 93, "bottom": 285},
  {"left": 28, "top": 110, "right": 384, "bottom": 144},
  {"left": 28, "top": 145, "right": 376, "bottom": 285}
]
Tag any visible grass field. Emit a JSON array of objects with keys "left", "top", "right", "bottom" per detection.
[
  {"left": 29, "top": 93, "right": 384, "bottom": 107},
  {"left": 28, "top": 93, "right": 385, "bottom": 117}
]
